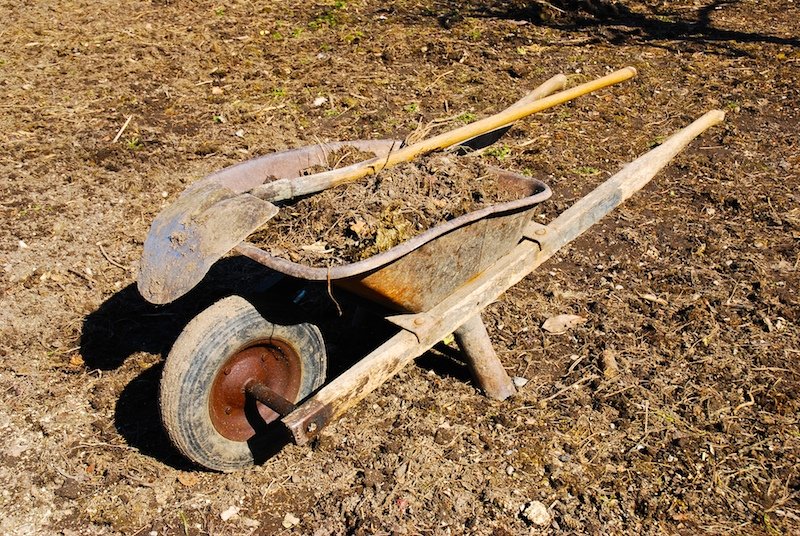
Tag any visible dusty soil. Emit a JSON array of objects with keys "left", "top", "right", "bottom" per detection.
[
  {"left": 251, "top": 153, "right": 522, "bottom": 266},
  {"left": 1, "top": 0, "right": 798, "bottom": 534}
]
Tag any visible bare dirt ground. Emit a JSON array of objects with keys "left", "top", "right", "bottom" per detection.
[{"left": 1, "top": 0, "right": 798, "bottom": 534}]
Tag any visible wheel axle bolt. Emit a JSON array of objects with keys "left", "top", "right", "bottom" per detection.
[
  {"left": 223, "top": 368, "right": 231, "bottom": 375},
  {"left": 224, "top": 406, "right": 232, "bottom": 415}
]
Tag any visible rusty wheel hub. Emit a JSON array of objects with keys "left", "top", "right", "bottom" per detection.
[{"left": 209, "top": 340, "right": 301, "bottom": 441}]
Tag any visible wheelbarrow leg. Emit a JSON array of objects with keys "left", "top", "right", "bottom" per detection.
[{"left": 454, "top": 314, "right": 516, "bottom": 400}]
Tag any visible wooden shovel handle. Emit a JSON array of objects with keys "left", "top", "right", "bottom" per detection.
[
  {"left": 253, "top": 67, "right": 637, "bottom": 202},
  {"left": 508, "top": 73, "right": 568, "bottom": 111},
  {"left": 455, "top": 73, "right": 566, "bottom": 152}
]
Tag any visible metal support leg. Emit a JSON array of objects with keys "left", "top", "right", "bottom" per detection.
[{"left": 454, "top": 314, "right": 516, "bottom": 401}]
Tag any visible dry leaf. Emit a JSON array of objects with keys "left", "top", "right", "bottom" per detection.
[
  {"left": 177, "top": 472, "right": 199, "bottom": 487},
  {"left": 282, "top": 512, "right": 300, "bottom": 528},
  {"left": 349, "top": 218, "right": 368, "bottom": 238},
  {"left": 542, "top": 314, "right": 586, "bottom": 334}
]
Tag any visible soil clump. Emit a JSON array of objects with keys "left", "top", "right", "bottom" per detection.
[{"left": 251, "top": 149, "right": 521, "bottom": 266}]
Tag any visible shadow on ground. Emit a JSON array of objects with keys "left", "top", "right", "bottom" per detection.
[
  {"left": 431, "top": 0, "right": 799, "bottom": 55},
  {"left": 80, "top": 257, "right": 291, "bottom": 371},
  {"left": 80, "top": 256, "right": 402, "bottom": 468},
  {"left": 114, "top": 363, "right": 195, "bottom": 470}
]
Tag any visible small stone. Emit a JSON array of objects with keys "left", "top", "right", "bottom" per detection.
[
  {"left": 211, "top": 87, "right": 224, "bottom": 95},
  {"left": 513, "top": 376, "right": 529, "bottom": 388},
  {"left": 521, "top": 500, "right": 551, "bottom": 526},
  {"left": 220, "top": 505, "right": 240, "bottom": 521},
  {"left": 55, "top": 478, "right": 82, "bottom": 499},
  {"left": 313, "top": 96, "right": 328, "bottom": 107},
  {"left": 506, "top": 465, "right": 515, "bottom": 476},
  {"left": 282, "top": 512, "right": 300, "bottom": 528}
]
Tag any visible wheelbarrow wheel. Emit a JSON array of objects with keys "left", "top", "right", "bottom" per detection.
[{"left": 160, "top": 295, "right": 326, "bottom": 472}]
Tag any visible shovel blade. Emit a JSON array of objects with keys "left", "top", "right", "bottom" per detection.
[{"left": 137, "top": 183, "right": 278, "bottom": 304}]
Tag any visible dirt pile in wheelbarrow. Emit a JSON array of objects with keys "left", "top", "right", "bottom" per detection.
[{"left": 249, "top": 148, "right": 522, "bottom": 266}]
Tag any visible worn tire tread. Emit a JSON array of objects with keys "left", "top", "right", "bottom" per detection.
[{"left": 160, "top": 295, "right": 325, "bottom": 471}]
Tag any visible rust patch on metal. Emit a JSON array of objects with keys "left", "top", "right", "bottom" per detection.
[
  {"left": 337, "top": 209, "right": 533, "bottom": 312},
  {"left": 245, "top": 381, "right": 298, "bottom": 417},
  {"left": 209, "top": 339, "right": 302, "bottom": 442},
  {"left": 283, "top": 400, "right": 333, "bottom": 446}
]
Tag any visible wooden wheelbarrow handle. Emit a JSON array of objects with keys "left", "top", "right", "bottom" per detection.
[{"left": 252, "top": 67, "right": 638, "bottom": 202}]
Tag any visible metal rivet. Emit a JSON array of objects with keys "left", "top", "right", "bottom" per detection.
[
  {"left": 223, "top": 368, "right": 231, "bottom": 375},
  {"left": 306, "top": 422, "right": 318, "bottom": 433},
  {"left": 535, "top": 228, "right": 547, "bottom": 236},
  {"left": 413, "top": 317, "right": 425, "bottom": 326},
  {"left": 224, "top": 406, "right": 232, "bottom": 415}
]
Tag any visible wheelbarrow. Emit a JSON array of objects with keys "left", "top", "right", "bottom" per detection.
[{"left": 136, "top": 69, "right": 724, "bottom": 471}]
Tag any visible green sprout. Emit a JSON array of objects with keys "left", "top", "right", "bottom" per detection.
[
  {"left": 456, "top": 111, "right": 477, "bottom": 124},
  {"left": 484, "top": 145, "right": 511, "bottom": 160}
]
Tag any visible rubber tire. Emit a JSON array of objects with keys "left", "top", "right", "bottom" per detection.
[{"left": 160, "top": 295, "right": 326, "bottom": 472}]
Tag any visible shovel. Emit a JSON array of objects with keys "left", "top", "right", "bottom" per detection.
[{"left": 138, "top": 67, "right": 638, "bottom": 304}]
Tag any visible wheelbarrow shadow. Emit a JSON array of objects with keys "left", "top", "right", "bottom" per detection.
[
  {"left": 80, "top": 256, "right": 403, "bottom": 469},
  {"left": 81, "top": 257, "right": 291, "bottom": 371}
]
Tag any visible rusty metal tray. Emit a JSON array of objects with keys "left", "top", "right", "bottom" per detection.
[{"left": 223, "top": 141, "right": 551, "bottom": 312}]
